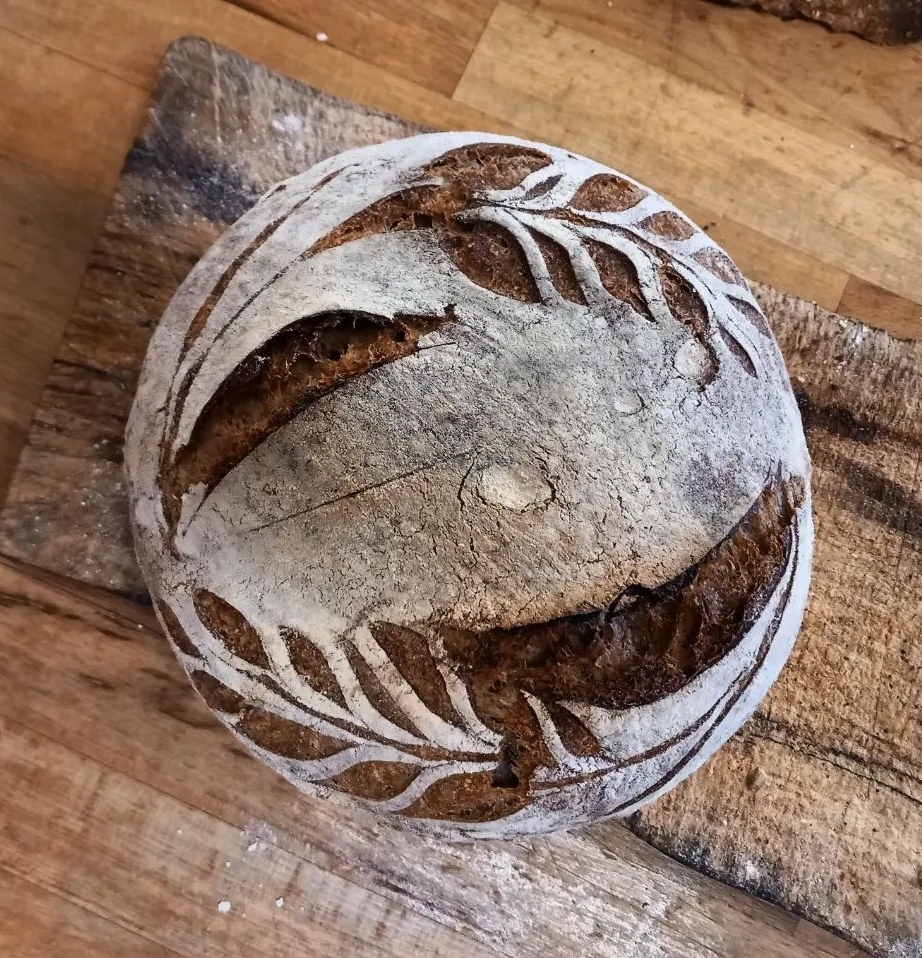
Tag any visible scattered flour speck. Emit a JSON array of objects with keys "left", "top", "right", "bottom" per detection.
[
  {"left": 271, "top": 114, "right": 304, "bottom": 134},
  {"left": 247, "top": 840, "right": 260, "bottom": 852},
  {"left": 217, "top": 900, "right": 231, "bottom": 914},
  {"left": 316, "top": 31, "right": 328, "bottom": 42},
  {"left": 275, "top": 897, "right": 284, "bottom": 908}
]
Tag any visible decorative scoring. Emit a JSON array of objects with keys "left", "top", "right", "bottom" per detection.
[
  {"left": 158, "top": 475, "right": 801, "bottom": 830},
  {"left": 127, "top": 132, "right": 812, "bottom": 837}
]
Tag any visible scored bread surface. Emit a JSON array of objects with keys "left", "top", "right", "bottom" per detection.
[{"left": 125, "top": 132, "right": 813, "bottom": 838}]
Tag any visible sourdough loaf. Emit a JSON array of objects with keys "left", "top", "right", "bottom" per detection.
[{"left": 125, "top": 132, "right": 813, "bottom": 838}]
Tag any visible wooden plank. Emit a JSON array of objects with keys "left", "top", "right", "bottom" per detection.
[
  {"left": 0, "top": 35, "right": 918, "bottom": 956},
  {"left": 0, "top": 868, "right": 178, "bottom": 958},
  {"left": 0, "top": 157, "right": 107, "bottom": 500},
  {"left": 0, "top": 27, "right": 146, "bottom": 197},
  {"left": 837, "top": 277, "right": 922, "bottom": 341},
  {"left": 0, "top": 0, "right": 518, "bottom": 143},
  {"left": 224, "top": 0, "right": 497, "bottom": 95},
  {"left": 0, "top": 557, "right": 862, "bottom": 958},
  {"left": 0, "top": 0, "right": 515, "bottom": 498},
  {"left": 0, "top": 718, "right": 500, "bottom": 958},
  {"left": 632, "top": 288, "right": 922, "bottom": 954},
  {"left": 0, "top": 0, "right": 866, "bottom": 319},
  {"left": 526, "top": 0, "right": 922, "bottom": 183},
  {"left": 453, "top": 3, "right": 922, "bottom": 307},
  {"left": 705, "top": 0, "right": 922, "bottom": 45},
  {"left": 0, "top": 22, "right": 149, "bottom": 500},
  {"left": 678, "top": 199, "right": 848, "bottom": 314}
]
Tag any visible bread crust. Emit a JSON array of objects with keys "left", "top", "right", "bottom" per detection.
[{"left": 125, "top": 132, "right": 812, "bottom": 837}]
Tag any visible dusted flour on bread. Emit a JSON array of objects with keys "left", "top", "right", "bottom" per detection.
[{"left": 125, "top": 132, "right": 813, "bottom": 838}]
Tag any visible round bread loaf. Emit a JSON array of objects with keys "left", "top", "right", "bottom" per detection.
[{"left": 125, "top": 132, "right": 813, "bottom": 838}]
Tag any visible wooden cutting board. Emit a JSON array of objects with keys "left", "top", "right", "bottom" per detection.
[{"left": 1, "top": 37, "right": 919, "bottom": 956}]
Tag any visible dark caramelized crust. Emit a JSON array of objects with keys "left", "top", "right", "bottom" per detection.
[
  {"left": 162, "top": 310, "right": 450, "bottom": 531},
  {"left": 440, "top": 480, "right": 799, "bottom": 711}
]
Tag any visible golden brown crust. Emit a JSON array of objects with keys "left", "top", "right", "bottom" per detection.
[
  {"left": 191, "top": 670, "right": 246, "bottom": 713},
  {"left": 281, "top": 627, "right": 349, "bottom": 709},
  {"left": 399, "top": 770, "right": 532, "bottom": 823}
]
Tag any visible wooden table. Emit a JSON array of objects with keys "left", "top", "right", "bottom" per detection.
[{"left": 1, "top": 2, "right": 920, "bottom": 956}]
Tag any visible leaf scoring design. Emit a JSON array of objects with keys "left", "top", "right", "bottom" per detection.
[
  {"left": 237, "top": 708, "right": 349, "bottom": 760},
  {"left": 693, "top": 247, "right": 747, "bottom": 287},
  {"left": 281, "top": 626, "right": 348, "bottom": 708},
  {"left": 421, "top": 142, "right": 552, "bottom": 190},
  {"left": 399, "top": 770, "right": 532, "bottom": 823},
  {"left": 155, "top": 599, "right": 200, "bottom": 658},
  {"left": 179, "top": 480, "right": 797, "bottom": 825},
  {"left": 720, "top": 327, "right": 758, "bottom": 377},
  {"left": 658, "top": 264, "right": 718, "bottom": 384},
  {"left": 329, "top": 760, "right": 423, "bottom": 800},
  {"left": 545, "top": 702, "right": 604, "bottom": 757},
  {"left": 640, "top": 210, "right": 696, "bottom": 240},
  {"left": 308, "top": 186, "right": 462, "bottom": 257},
  {"left": 191, "top": 670, "right": 246, "bottom": 713},
  {"left": 436, "top": 219, "right": 541, "bottom": 302},
  {"left": 369, "top": 622, "right": 465, "bottom": 728},
  {"left": 162, "top": 144, "right": 774, "bottom": 536},
  {"left": 343, "top": 643, "right": 425, "bottom": 739},
  {"left": 730, "top": 296, "right": 775, "bottom": 340},
  {"left": 571, "top": 173, "right": 644, "bottom": 212},
  {"left": 522, "top": 173, "right": 563, "bottom": 200},
  {"left": 527, "top": 229, "right": 587, "bottom": 304},
  {"left": 194, "top": 589, "right": 270, "bottom": 668},
  {"left": 585, "top": 239, "right": 653, "bottom": 318}
]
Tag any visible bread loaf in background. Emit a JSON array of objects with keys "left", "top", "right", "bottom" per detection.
[{"left": 125, "top": 132, "right": 813, "bottom": 838}]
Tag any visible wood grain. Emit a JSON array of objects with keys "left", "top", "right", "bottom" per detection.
[
  {"left": 528, "top": 0, "right": 922, "bottom": 182},
  {"left": 0, "top": 24, "right": 147, "bottom": 502},
  {"left": 0, "top": 721, "right": 502, "bottom": 958},
  {"left": 635, "top": 291, "right": 922, "bottom": 952},
  {"left": 708, "top": 0, "right": 922, "bottom": 45},
  {"left": 0, "top": 158, "right": 107, "bottom": 500},
  {"left": 0, "top": 556, "right": 862, "bottom": 958},
  {"left": 838, "top": 277, "right": 922, "bottom": 340},
  {"left": 0, "top": 26, "right": 146, "bottom": 197},
  {"left": 224, "top": 0, "right": 498, "bottom": 95},
  {"left": 0, "top": 870, "right": 178, "bottom": 958},
  {"left": 454, "top": 3, "right": 922, "bottom": 311},
  {"left": 2, "top": 0, "right": 916, "bottom": 332},
  {"left": 0, "top": 38, "right": 918, "bottom": 954},
  {"left": 0, "top": 0, "right": 517, "bottom": 148}
]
